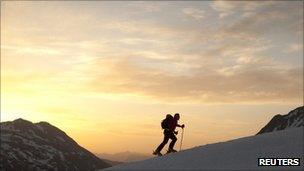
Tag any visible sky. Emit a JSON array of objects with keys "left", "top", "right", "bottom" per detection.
[{"left": 1, "top": 1, "right": 303, "bottom": 154}]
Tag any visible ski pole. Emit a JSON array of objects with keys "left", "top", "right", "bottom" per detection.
[{"left": 179, "top": 128, "right": 184, "bottom": 151}]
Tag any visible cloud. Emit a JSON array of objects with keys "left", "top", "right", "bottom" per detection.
[
  {"left": 85, "top": 53, "right": 302, "bottom": 104},
  {"left": 210, "top": 1, "right": 235, "bottom": 18},
  {"left": 182, "top": 7, "right": 205, "bottom": 20},
  {"left": 211, "top": 1, "right": 275, "bottom": 19},
  {"left": 222, "top": 1, "right": 303, "bottom": 38},
  {"left": 126, "top": 1, "right": 162, "bottom": 14},
  {"left": 2, "top": 1, "right": 303, "bottom": 104},
  {"left": 284, "top": 43, "right": 303, "bottom": 53}
]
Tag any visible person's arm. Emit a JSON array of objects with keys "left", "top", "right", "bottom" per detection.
[{"left": 177, "top": 124, "right": 185, "bottom": 128}]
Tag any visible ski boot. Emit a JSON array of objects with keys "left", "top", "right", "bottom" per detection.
[
  {"left": 167, "top": 148, "right": 177, "bottom": 154},
  {"left": 153, "top": 150, "right": 163, "bottom": 156}
]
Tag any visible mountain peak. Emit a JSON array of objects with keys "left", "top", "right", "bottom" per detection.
[
  {"left": 14, "top": 117, "right": 32, "bottom": 123},
  {"left": 257, "top": 106, "right": 304, "bottom": 135},
  {"left": 11, "top": 118, "right": 34, "bottom": 126},
  {"left": 1, "top": 118, "right": 110, "bottom": 170}
]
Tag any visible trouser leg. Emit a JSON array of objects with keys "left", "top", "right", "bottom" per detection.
[
  {"left": 155, "top": 131, "right": 169, "bottom": 152},
  {"left": 169, "top": 133, "right": 177, "bottom": 150}
]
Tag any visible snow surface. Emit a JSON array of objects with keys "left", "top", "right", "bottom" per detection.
[{"left": 103, "top": 127, "right": 303, "bottom": 170}]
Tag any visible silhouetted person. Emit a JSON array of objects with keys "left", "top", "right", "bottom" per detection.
[{"left": 153, "top": 113, "right": 185, "bottom": 156}]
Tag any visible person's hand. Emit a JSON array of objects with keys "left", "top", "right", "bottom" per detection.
[{"left": 181, "top": 124, "right": 185, "bottom": 129}]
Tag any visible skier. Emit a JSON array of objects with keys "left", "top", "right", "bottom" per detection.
[{"left": 153, "top": 113, "right": 185, "bottom": 156}]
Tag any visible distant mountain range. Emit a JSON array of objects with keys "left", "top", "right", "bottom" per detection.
[
  {"left": 257, "top": 106, "right": 303, "bottom": 135},
  {"left": 96, "top": 151, "right": 152, "bottom": 163},
  {"left": 0, "top": 118, "right": 110, "bottom": 171}
]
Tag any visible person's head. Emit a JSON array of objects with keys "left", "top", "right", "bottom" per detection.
[{"left": 174, "top": 113, "right": 180, "bottom": 120}]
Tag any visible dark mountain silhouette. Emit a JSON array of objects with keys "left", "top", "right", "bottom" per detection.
[
  {"left": 0, "top": 118, "right": 111, "bottom": 171},
  {"left": 257, "top": 106, "right": 303, "bottom": 135}
]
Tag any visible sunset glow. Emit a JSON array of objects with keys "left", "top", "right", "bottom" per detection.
[{"left": 1, "top": 1, "right": 303, "bottom": 154}]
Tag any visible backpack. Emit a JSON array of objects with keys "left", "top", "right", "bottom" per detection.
[{"left": 161, "top": 114, "right": 173, "bottom": 129}]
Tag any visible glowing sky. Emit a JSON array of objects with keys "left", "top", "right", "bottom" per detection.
[{"left": 1, "top": 1, "right": 303, "bottom": 154}]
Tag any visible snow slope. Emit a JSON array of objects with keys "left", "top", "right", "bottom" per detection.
[
  {"left": 97, "top": 151, "right": 152, "bottom": 162},
  {"left": 103, "top": 127, "right": 303, "bottom": 170}
]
